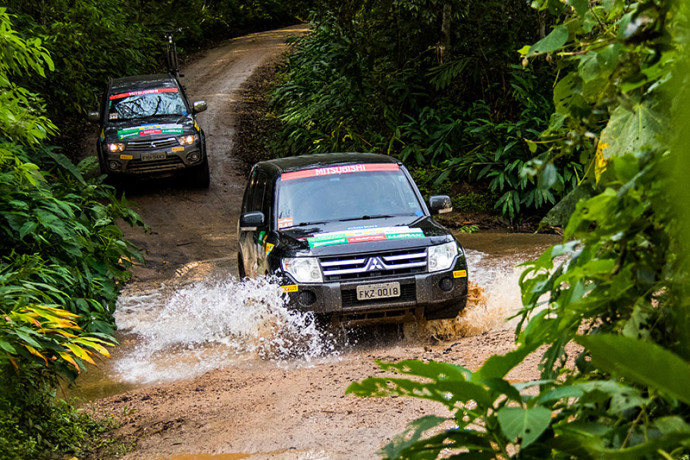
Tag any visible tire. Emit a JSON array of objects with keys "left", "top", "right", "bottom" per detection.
[
  {"left": 187, "top": 156, "right": 210, "bottom": 188},
  {"left": 237, "top": 252, "right": 246, "bottom": 279}
]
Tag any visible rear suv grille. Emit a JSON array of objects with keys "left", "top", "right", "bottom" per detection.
[
  {"left": 320, "top": 248, "right": 427, "bottom": 281},
  {"left": 126, "top": 137, "right": 179, "bottom": 151}
]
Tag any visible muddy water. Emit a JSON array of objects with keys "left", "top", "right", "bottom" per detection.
[{"left": 67, "top": 232, "right": 559, "bottom": 403}]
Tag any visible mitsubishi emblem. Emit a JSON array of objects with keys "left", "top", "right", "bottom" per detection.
[{"left": 364, "top": 257, "right": 385, "bottom": 272}]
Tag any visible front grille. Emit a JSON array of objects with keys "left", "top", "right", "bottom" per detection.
[
  {"left": 126, "top": 156, "right": 185, "bottom": 173},
  {"left": 320, "top": 248, "right": 427, "bottom": 281},
  {"left": 341, "top": 283, "right": 416, "bottom": 308},
  {"left": 126, "top": 137, "right": 179, "bottom": 151}
]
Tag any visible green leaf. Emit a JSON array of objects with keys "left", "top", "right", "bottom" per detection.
[
  {"left": 576, "top": 335, "right": 690, "bottom": 405},
  {"left": 497, "top": 406, "right": 552, "bottom": 448},
  {"left": 567, "top": 0, "right": 588, "bottom": 17},
  {"left": 599, "top": 101, "right": 665, "bottom": 161},
  {"left": 528, "top": 25, "right": 569, "bottom": 56},
  {"left": 539, "top": 163, "right": 558, "bottom": 189},
  {"left": 379, "top": 415, "right": 447, "bottom": 459},
  {"left": 472, "top": 344, "right": 537, "bottom": 381}
]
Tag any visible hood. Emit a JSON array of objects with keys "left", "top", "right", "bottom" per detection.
[
  {"left": 276, "top": 215, "right": 454, "bottom": 257},
  {"left": 103, "top": 114, "right": 195, "bottom": 142}
]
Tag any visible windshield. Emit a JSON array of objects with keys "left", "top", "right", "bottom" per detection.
[
  {"left": 107, "top": 88, "right": 187, "bottom": 120},
  {"left": 276, "top": 164, "right": 424, "bottom": 229}
]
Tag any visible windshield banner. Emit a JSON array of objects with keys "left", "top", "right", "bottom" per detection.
[
  {"left": 307, "top": 226, "right": 424, "bottom": 248},
  {"left": 281, "top": 163, "right": 399, "bottom": 181},
  {"left": 109, "top": 88, "right": 179, "bottom": 100},
  {"left": 117, "top": 123, "right": 184, "bottom": 140}
]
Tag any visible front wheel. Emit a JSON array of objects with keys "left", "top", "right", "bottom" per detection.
[
  {"left": 237, "top": 253, "right": 246, "bottom": 279},
  {"left": 187, "top": 156, "right": 210, "bottom": 188}
]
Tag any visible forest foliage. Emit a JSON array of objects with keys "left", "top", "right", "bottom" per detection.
[
  {"left": 4, "top": 0, "right": 311, "bottom": 148},
  {"left": 348, "top": 0, "right": 690, "bottom": 457},
  {"left": 269, "top": 0, "right": 582, "bottom": 220},
  {"left": 0, "top": 2, "right": 311, "bottom": 457}
]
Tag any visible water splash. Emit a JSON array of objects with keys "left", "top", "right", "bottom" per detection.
[
  {"left": 426, "top": 248, "right": 534, "bottom": 340},
  {"left": 113, "top": 276, "right": 337, "bottom": 384}
]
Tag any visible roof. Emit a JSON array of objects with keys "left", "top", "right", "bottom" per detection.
[
  {"left": 109, "top": 74, "right": 178, "bottom": 93},
  {"left": 257, "top": 153, "right": 401, "bottom": 177}
]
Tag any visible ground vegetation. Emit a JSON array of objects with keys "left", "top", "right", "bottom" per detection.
[{"left": 349, "top": 0, "right": 690, "bottom": 457}]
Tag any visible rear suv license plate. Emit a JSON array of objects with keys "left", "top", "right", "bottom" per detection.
[
  {"left": 142, "top": 151, "right": 167, "bottom": 162},
  {"left": 356, "top": 282, "right": 401, "bottom": 301}
]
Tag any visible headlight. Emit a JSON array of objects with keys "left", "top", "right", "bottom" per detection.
[
  {"left": 282, "top": 257, "right": 322, "bottom": 283},
  {"left": 428, "top": 242, "right": 458, "bottom": 272},
  {"left": 107, "top": 142, "right": 125, "bottom": 152},
  {"left": 177, "top": 134, "right": 199, "bottom": 145}
]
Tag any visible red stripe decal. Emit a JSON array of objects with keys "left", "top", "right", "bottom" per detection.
[
  {"left": 281, "top": 163, "right": 399, "bottom": 181},
  {"left": 109, "top": 87, "right": 179, "bottom": 100}
]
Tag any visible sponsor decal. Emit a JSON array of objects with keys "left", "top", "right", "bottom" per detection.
[
  {"left": 109, "top": 87, "right": 178, "bottom": 100},
  {"left": 308, "top": 226, "right": 424, "bottom": 248},
  {"left": 120, "top": 154, "right": 133, "bottom": 160},
  {"left": 278, "top": 217, "right": 294, "bottom": 229},
  {"left": 347, "top": 224, "right": 379, "bottom": 230},
  {"left": 281, "top": 163, "right": 399, "bottom": 181},
  {"left": 117, "top": 124, "right": 184, "bottom": 140},
  {"left": 453, "top": 270, "right": 467, "bottom": 278},
  {"left": 281, "top": 284, "right": 298, "bottom": 293}
]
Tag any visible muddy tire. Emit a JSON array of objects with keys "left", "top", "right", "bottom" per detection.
[
  {"left": 188, "top": 156, "right": 210, "bottom": 188},
  {"left": 237, "top": 253, "right": 246, "bottom": 279}
]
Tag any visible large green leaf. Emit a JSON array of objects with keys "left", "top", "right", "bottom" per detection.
[
  {"left": 497, "top": 406, "right": 552, "bottom": 448},
  {"left": 528, "top": 25, "right": 569, "bottom": 56},
  {"left": 599, "top": 101, "right": 665, "bottom": 160},
  {"left": 576, "top": 334, "right": 690, "bottom": 405}
]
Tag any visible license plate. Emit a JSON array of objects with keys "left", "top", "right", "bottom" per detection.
[
  {"left": 356, "top": 282, "right": 401, "bottom": 301},
  {"left": 141, "top": 151, "right": 167, "bottom": 162}
]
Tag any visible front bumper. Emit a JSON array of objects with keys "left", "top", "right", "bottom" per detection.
[
  {"left": 101, "top": 140, "right": 204, "bottom": 175},
  {"left": 281, "top": 261, "right": 468, "bottom": 323}
]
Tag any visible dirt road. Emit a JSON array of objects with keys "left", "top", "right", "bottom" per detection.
[{"left": 88, "top": 26, "right": 551, "bottom": 459}]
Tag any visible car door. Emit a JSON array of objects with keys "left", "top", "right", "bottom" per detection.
[{"left": 239, "top": 169, "right": 269, "bottom": 278}]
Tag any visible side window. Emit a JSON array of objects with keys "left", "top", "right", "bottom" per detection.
[
  {"left": 251, "top": 172, "right": 267, "bottom": 213},
  {"left": 261, "top": 177, "right": 274, "bottom": 228},
  {"left": 242, "top": 169, "right": 258, "bottom": 214}
]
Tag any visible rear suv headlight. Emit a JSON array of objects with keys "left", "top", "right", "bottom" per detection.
[
  {"left": 282, "top": 257, "right": 323, "bottom": 283},
  {"left": 177, "top": 134, "right": 199, "bottom": 145},
  {"left": 107, "top": 142, "right": 125, "bottom": 152},
  {"left": 428, "top": 242, "right": 458, "bottom": 272}
]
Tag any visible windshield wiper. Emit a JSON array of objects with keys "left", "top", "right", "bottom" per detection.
[
  {"left": 338, "top": 214, "right": 397, "bottom": 222},
  {"left": 283, "top": 220, "right": 331, "bottom": 229}
]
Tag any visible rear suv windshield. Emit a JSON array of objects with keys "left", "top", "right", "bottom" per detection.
[
  {"left": 108, "top": 88, "right": 187, "bottom": 120},
  {"left": 276, "top": 163, "right": 424, "bottom": 229}
]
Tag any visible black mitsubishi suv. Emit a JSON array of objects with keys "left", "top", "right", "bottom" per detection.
[
  {"left": 88, "top": 74, "right": 209, "bottom": 187},
  {"left": 238, "top": 152, "right": 468, "bottom": 324}
]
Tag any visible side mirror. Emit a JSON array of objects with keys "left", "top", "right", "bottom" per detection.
[
  {"left": 239, "top": 211, "right": 265, "bottom": 231},
  {"left": 429, "top": 195, "right": 452, "bottom": 215},
  {"left": 87, "top": 111, "right": 100, "bottom": 122},
  {"left": 193, "top": 101, "right": 207, "bottom": 114}
]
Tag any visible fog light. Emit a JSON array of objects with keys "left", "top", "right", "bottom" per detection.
[
  {"left": 186, "top": 152, "right": 201, "bottom": 163},
  {"left": 439, "top": 277, "right": 453, "bottom": 292},
  {"left": 108, "top": 161, "right": 121, "bottom": 171},
  {"left": 298, "top": 290, "right": 317, "bottom": 306}
]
